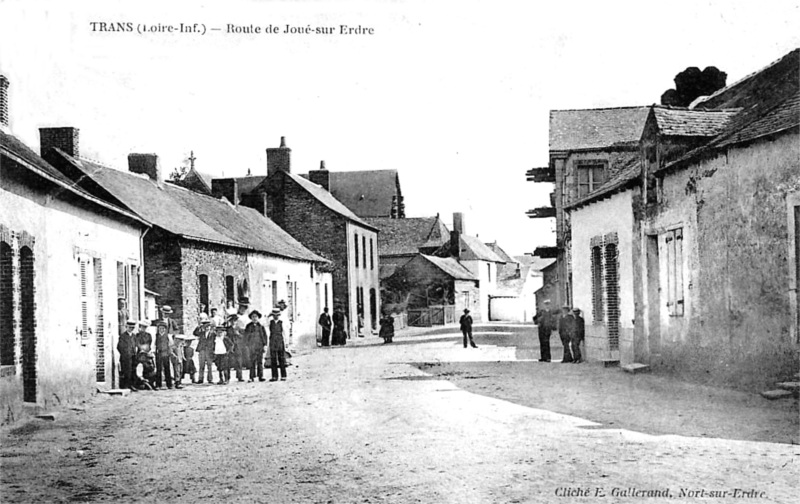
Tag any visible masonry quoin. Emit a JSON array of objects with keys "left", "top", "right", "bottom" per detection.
[{"left": 225, "top": 23, "right": 374, "bottom": 35}]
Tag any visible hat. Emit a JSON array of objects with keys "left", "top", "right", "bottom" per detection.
[
  {"left": 140, "top": 319, "right": 150, "bottom": 326},
  {"left": 238, "top": 297, "right": 250, "bottom": 306},
  {"left": 156, "top": 320, "right": 168, "bottom": 328},
  {"left": 250, "top": 310, "right": 262, "bottom": 319},
  {"left": 271, "top": 307, "right": 281, "bottom": 315},
  {"left": 199, "top": 313, "right": 211, "bottom": 324},
  {"left": 544, "top": 300, "right": 551, "bottom": 304},
  {"left": 463, "top": 309, "right": 470, "bottom": 313},
  {"left": 573, "top": 308, "right": 582, "bottom": 314},
  {"left": 161, "top": 305, "right": 174, "bottom": 314},
  {"left": 175, "top": 334, "right": 196, "bottom": 341},
  {"left": 125, "top": 319, "right": 137, "bottom": 326}
]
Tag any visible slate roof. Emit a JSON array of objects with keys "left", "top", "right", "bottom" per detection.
[
  {"left": 651, "top": 107, "right": 741, "bottom": 137},
  {"left": 52, "top": 152, "right": 326, "bottom": 262},
  {"left": 278, "top": 171, "right": 377, "bottom": 231},
  {"left": 0, "top": 130, "right": 146, "bottom": 225},
  {"left": 176, "top": 168, "right": 213, "bottom": 195},
  {"left": 485, "top": 242, "right": 516, "bottom": 263},
  {"left": 326, "top": 170, "right": 400, "bottom": 218},
  {"left": 549, "top": 106, "right": 649, "bottom": 151},
  {"left": 419, "top": 254, "right": 477, "bottom": 281},
  {"left": 457, "top": 234, "right": 506, "bottom": 263},
  {"left": 364, "top": 216, "right": 450, "bottom": 256}
]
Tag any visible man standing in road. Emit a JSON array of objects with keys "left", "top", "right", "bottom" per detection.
[
  {"left": 533, "top": 300, "right": 555, "bottom": 362},
  {"left": 318, "top": 307, "right": 332, "bottom": 347},
  {"left": 118, "top": 319, "right": 138, "bottom": 390},
  {"left": 460, "top": 308, "right": 478, "bottom": 349},
  {"left": 558, "top": 306, "right": 575, "bottom": 363},
  {"left": 194, "top": 313, "right": 215, "bottom": 384},
  {"left": 572, "top": 308, "right": 585, "bottom": 364}
]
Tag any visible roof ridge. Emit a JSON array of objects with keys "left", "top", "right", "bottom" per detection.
[{"left": 550, "top": 105, "right": 648, "bottom": 113}]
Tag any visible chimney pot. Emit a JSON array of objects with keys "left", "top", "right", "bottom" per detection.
[
  {"left": 128, "top": 153, "right": 162, "bottom": 186},
  {"left": 280, "top": 136, "right": 287, "bottom": 148},
  {"left": 320, "top": 160, "right": 326, "bottom": 170},
  {"left": 0, "top": 75, "right": 9, "bottom": 129},
  {"left": 39, "top": 127, "right": 80, "bottom": 160}
]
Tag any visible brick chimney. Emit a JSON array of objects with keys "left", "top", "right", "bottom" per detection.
[
  {"left": 267, "top": 136, "right": 291, "bottom": 177},
  {"left": 308, "top": 160, "right": 330, "bottom": 191},
  {"left": 453, "top": 212, "right": 465, "bottom": 234},
  {"left": 39, "top": 127, "right": 80, "bottom": 162},
  {"left": 450, "top": 212, "right": 465, "bottom": 259},
  {"left": 128, "top": 153, "right": 162, "bottom": 187},
  {"left": 0, "top": 75, "right": 9, "bottom": 130}
]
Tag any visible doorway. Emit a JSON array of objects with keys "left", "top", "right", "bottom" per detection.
[{"left": 646, "top": 234, "right": 661, "bottom": 356}]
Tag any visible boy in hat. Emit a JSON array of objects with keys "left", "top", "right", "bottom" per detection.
[
  {"left": 245, "top": 310, "right": 268, "bottom": 382},
  {"left": 179, "top": 333, "right": 197, "bottom": 383},
  {"left": 213, "top": 326, "right": 233, "bottom": 385},
  {"left": 268, "top": 308, "right": 287, "bottom": 381},
  {"left": 118, "top": 320, "right": 138, "bottom": 390},
  {"left": 459, "top": 308, "right": 477, "bottom": 349},
  {"left": 194, "top": 313, "right": 215, "bottom": 384}
]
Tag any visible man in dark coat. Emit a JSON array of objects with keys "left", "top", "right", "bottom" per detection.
[
  {"left": 194, "top": 313, "right": 215, "bottom": 384},
  {"left": 117, "top": 320, "right": 138, "bottom": 390},
  {"left": 331, "top": 306, "right": 347, "bottom": 346},
  {"left": 533, "top": 300, "right": 555, "bottom": 362},
  {"left": 268, "top": 308, "right": 287, "bottom": 381},
  {"left": 459, "top": 309, "right": 478, "bottom": 349},
  {"left": 572, "top": 308, "right": 586, "bottom": 363},
  {"left": 154, "top": 321, "right": 173, "bottom": 389},
  {"left": 245, "top": 310, "right": 268, "bottom": 382},
  {"left": 558, "top": 306, "right": 575, "bottom": 363},
  {"left": 227, "top": 310, "right": 249, "bottom": 382},
  {"left": 318, "top": 308, "right": 332, "bottom": 347}
]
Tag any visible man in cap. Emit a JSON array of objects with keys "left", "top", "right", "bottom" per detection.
[
  {"left": 245, "top": 310, "right": 268, "bottom": 382},
  {"left": 160, "top": 305, "right": 179, "bottom": 335},
  {"left": 533, "top": 300, "right": 555, "bottom": 362},
  {"left": 194, "top": 313, "right": 215, "bottom": 384},
  {"left": 268, "top": 307, "right": 287, "bottom": 381},
  {"left": 459, "top": 308, "right": 478, "bottom": 349},
  {"left": 558, "top": 305, "right": 575, "bottom": 363},
  {"left": 118, "top": 320, "right": 138, "bottom": 390},
  {"left": 572, "top": 308, "right": 585, "bottom": 364}
]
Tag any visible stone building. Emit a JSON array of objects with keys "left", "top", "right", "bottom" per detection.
[
  {"left": 226, "top": 138, "right": 381, "bottom": 337},
  {"left": 45, "top": 134, "right": 331, "bottom": 350},
  {"left": 1, "top": 76, "right": 148, "bottom": 418},
  {"left": 305, "top": 163, "right": 405, "bottom": 218}
]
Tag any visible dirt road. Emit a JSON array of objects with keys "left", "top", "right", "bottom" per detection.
[{"left": 1, "top": 325, "right": 797, "bottom": 503}]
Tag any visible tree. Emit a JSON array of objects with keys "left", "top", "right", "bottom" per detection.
[{"left": 660, "top": 66, "right": 727, "bottom": 107}]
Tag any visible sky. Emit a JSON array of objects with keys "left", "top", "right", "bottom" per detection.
[{"left": 1, "top": 0, "right": 798, "bottom": 256}]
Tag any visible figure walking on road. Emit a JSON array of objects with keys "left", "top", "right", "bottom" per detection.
[
  {"left": 558, "top": 306, "right": 575, "bottom": 364},
  {"left": 379, "top": 312, "right": 395, "bottom": 344},
  {"left": 533, "top": 299, "right": 555, "bottom": 362},
  {"left": 572, "top": 308, "right": 585, "bottom": 364},
  {"left": 331, "top": 306, "right": 347, "bottom": 346},
  {"left": 318, "top": 307, "right": 332, "bottom": 347},
  {"left": 154, "top": 321, "right": 173, "bottom": 389},
  {"left": 268, "top": 308, "right": 287, "bottom": 381},
  {"left": 460, "top": 309, "right": 478, "bottom": 349}
]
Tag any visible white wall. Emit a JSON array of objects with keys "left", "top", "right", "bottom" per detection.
[{"left": 345, "top": 222, "right": 380, "bottom": 337}]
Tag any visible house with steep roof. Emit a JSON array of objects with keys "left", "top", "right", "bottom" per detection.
[
  {"left": 488, "top": 253, "right": 553, "bottom": 323},
  {"left": 44, "top": 133, "right": 332, "bottom": 350},
  {"left": 364, "top": 215, "right": 450, "bottom": 280},
  {"left": 1, "top": 75, "right": 149, "bottom": 418},
  {"left": 635, "top": 49, "right": 800, "bottom": 390},
  {"left": 237, "top": 138, "right": 381, "bottom": 337},
  {"left": 305, "top": 163, "right": 405, "bottom": 218}
]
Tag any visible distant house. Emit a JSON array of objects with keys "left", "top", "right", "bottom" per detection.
[
  {"left": 488, "top": 253, "right": 552, "bottom": 323},
  {"left": 45, "top": 134, "right": 331, "bottom": 350},
  {"left": 364, "top": 215, "right": 450, "bottom": 280},
  {"left": 228, "top": 138, "right": 381, "bottom": 336},
  {"left": 534, "top": 260, "right": 559, "bottom": 311},
  {"left": 306, "top": 162, "right": 405, "bottom": 218},
  {"left": 1, "top": 76, "right": 148, "bottom": 417}
]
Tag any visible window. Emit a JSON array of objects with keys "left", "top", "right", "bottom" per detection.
[
  {"left": 370, "top": 238, "right": 374, "bottom": 270},
  {"left": 20, "top": 246, "right": 36, "bottom": 402},
  {"left": 0, "top": 241, "right": 14, "bottom": 366},
  {"left": 591, "top": 245, "right": 604, "bottom": 322},
  {"left": 354, "top": 234, "right": 359, "bottom": 268},
  {"left": 129, "top": 265, "right": 139, "bottom": 319},
  {"left": 362, "top": 236, "right": 367, "bottom": 268},
  {"left": 238, "top": 279, "right": 250, "bottom": 303},
  {"left": 94, "top": 259, "right": 105, "bottom": 382},
  {"left": 79, "top": 256, "right": 92, "bottom": 345},
  {"left": 577, "top": 163, "right": 606, "bottom": 197},
  {"left": 665, "top": 228, "right": 684, "bottom": 316},
  {"left": 487, "top": 263, "right": 492, "bottom": 283},
  {"left": 199, "top": 274, "right": 209, "bottom": 314},
  {"left": 225, "top": 275, "right": 235, "bottom": 305},
  {"left": 271, "top": 281, "right": 278, "bottom": 309}
]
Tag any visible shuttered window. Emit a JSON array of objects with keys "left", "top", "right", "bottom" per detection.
[{"left": 665, "top": 228, "right": 684, "bottom": 317}]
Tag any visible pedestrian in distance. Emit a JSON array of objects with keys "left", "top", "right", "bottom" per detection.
[
  {"left": 268, "top": 307, "right": 287, "bottom": 381},
  {"left": 379, "top": 312, "right": 395, "bottom": 344},
  {"left": 154, "top": 321, "right": 173, "bottom": 389},
  {"left": 213, "top": 326, "right": 233, "bottom": 385},
  {"left": 460, "top": 308, "right": 478, "bottom": 349},
  {"left": 318, "top": 307, "right": 332, "bottom": 347},
  {"left": 572, "top": 308, "right": 585, "bottom": 364},
  {"left": 178, "top": 334, "right": 197, "bottom": 383},
  {"left": 533, "top": 299, "right": 555, "bottom": 362},
  {"left": 558, "top": 306, "right": 575, "bottom": 364},
  {"left": 245, "top": 310, "right": 268, "bottom": 382},
  {"left": 118, "top": 319, "right": 138, "bottom": 390},
  {"left": 194, "top": 313, "right": 215, "bottom": 384},
  {"left": 331, "top": 306, "right": 347, "bottom": 346}
]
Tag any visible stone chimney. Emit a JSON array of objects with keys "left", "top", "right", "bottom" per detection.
[
  {"left": 308, "top": 160, "right": 330, "bottom": 191},
  {"left": 128, "top": 153, "right": 162, "bottom": 187},
  {"left": 267, "top": 136, "right": 291, "bottom": 177},
  {"left": 450, "top": 212, "right": 465, "bottom": 259},
  {"left": 212, "top": 178, "right": 240, "bottom": 207},
  {"left": 453, "top": 212, "right": 465, "bottom": 234},
  {"left": 40, "top": 127, "right": 80, "bottom": 160},
  {"left": 0, "top": 75, "right": 9, "bottom": 130}
]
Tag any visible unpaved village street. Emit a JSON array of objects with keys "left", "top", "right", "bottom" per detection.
[{"left": 1, "top": 324, "right": 798, "bottom": 504}]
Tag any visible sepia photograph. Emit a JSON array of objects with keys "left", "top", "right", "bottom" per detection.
[{"left": 0, "top": 0, "right": 798, "bottom": 502}]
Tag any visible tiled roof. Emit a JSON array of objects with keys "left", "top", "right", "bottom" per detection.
[
  {"left": 715, "top": 90, "right": 799, "bottom": 147},
  {"left": 485, "top": 242, "right": 516, "bottom": 263},
  {"left": 364, "top": 216, "right": 450, "bottom": 256},
  {"left": 326, "top": 170, "right": 400, "bottom": 218},
  {"left": 494, "top": 263, "right": 533, "bottom": 297},
  {"left": 458, "top": 234, "right": 506, "bottom": 263},
  {"left": 282, "top": 172, "right": 377, "bottom": 230},
  {"left": 549, "top": 106, "right": 649, "bottom": 151},
  {"left": 54, "top": 153, "right": 326, "bottom": 262},
  {"left": 0, "top": 131, "right": 146, "bottom": 225},
  {"left": 565, "top": 154, "right": 640, "bottom": 210},
  {"left": 420, "top": 254, "right": 477, "bottom": 281},
  {"left": 652, "top": 107, "right": 740, "bottom": 137}
]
